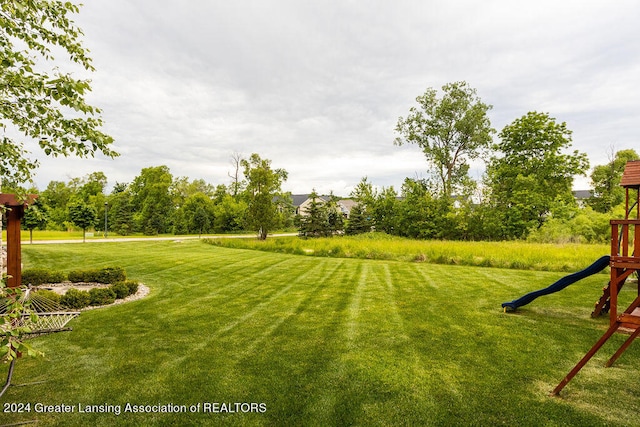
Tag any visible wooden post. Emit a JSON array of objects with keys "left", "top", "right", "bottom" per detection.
[
  {"left": 1, "top": 194, "right": 36, "bottom": 288},
  {"left": 5, "top": 205, "right": 23, "bottom": 288}
]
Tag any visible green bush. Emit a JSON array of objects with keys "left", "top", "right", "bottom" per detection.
[
  {"left": 60, "top": 289, "right": 91, "bottom": 309},
  {"left": 125, "top": 281, "right": 139, "bottom": 296},
  {"left": 68, "top": 267, "right": 126, "bottom": 284},
  {"left": 110, "top": 282, "right": 130, "bottom": 299},
  {"left": 89, "top": 287, "right": 116, "bottom": 306},
  {"left": 96, "top": 267, "right": 126, "bottom": 284},
  {"left": 22, "top": 268, "right": 66, "bottom": 286},
  {"left": 67, "top": 270, "right": 85, "bottom": 283},
  {"left": 109, "top": 281, "right": 139, "bottom": 299},
  {"left": 33, "top": 288, "right": 62, "bottom": 304}
]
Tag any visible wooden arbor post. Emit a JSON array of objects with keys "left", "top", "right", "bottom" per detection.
[
  {"left": 552, "top": 160, "right": 640, "bottom": 395},
  {"left": 1, "top": 194, "right": 37, "bottom": 288}
]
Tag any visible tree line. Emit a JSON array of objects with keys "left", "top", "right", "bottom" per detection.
[
  {"left": 7, "top": 153, "right": 291, "bottom": 241},
  {"left": 5, "top": 143, "right": 638, "bottom": 244}
]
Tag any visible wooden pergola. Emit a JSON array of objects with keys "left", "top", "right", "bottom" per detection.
[
  {"left": 1, "top": 193, "right": 37, "bottom": 288},
  {"left": 553, "top": 160, "right": 640, "bottom": 395}
]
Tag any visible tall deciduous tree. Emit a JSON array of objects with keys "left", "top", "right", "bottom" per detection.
[
  {"left": 485, "top": 111, "right": 589, "bottom": 239},
  {"left": 0, "top": 1, "right": 117, "bottom": 182},
  {"left": 394, "top": 81, "right": 494, "bottom": 199},
  {"left": 587, "top": 148, "right": 639, "bottom": 213},
  {"left": 241, "top": 153, "right": 287, "bottom": 240}
]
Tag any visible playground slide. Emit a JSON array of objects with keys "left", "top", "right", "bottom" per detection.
[{"left": 501, "top": 255, "right": 610, "bottom": 311}]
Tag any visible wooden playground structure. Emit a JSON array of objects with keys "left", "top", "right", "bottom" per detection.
[{"left": 553, "top": 160, "right": 640, "bottom": 395}]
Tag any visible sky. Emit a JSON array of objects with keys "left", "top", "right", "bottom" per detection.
[{"left": 22, "top": 0, "right": 640, "bottom": 195}]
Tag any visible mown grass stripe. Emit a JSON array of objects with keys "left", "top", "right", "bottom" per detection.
[{"left": 4, "top": 242, "right": 636, "bottom": 426}]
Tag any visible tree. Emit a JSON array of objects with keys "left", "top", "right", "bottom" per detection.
[
  {"left": 130, "top": 166, "right": 174, "bottom": 235},
  {"left": 587, "top": 148, "right": 640, "bottom": 213},
  {"left": 373, "top": 186, "right": 399, "bottom": 234},
  {"left": 171, "top": 177, "right": 215, "bottom": 207},
  {"left": 22, "top": 198, "right": 48, "bottom": 243},
  {"left": 241, "top": 153, "right": 288, "bottom": 240},
  {"left": 298, "top": 190, "right": 329, "bottom": 238},
  {"left": 394, "top": 81, "right": 494, "bottom": 199},
  {"left": 395, "top": 178, "right": 439, "bottom": 239},
  {"left": 213, "top": 194, "right": 247, "bottom": 233},
  {"left": 1, "top": 1, "right": 115, "bottom": 367},
  {"left": 181, "top": 192, "right": 215, "bottom": 237},
  {"left": 78, "top": 171, "right": 107, "bottom": 201},
  {"left": 345, "top": 204, "right": 372, "bottom": 236},
  {"left": 350, "top": 177, "right": 377, "bottom": 229},
  {"left": 68, "top": 198, "right": 97, "bottom": 242},
  {"left": 0, "top": 1, "right": 117, "bottom": 183},
  {"left": 485, "top": 112, "right": 589, "bottom": 239},
  {"left": 228, "top": 152, "right": 245, "bottom": 197},
  {"left": 40, "top": 180, "right": 75, "bottom": 229},
  {"left": 107, "top": 188, "right": 134, "bottom": 235},
  {"left": 325, "top": 193, "right": 344, "bottom": 236}
]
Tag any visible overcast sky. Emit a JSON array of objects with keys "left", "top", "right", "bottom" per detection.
[{"left": 25, "top": 0, "right": 640, "bottom": 195}]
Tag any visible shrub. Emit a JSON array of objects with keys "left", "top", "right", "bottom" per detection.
[
  {"left": 124, "top": 280, "right": 139, "bottom": 296},
  {"left": 22, "top": 268, "right": 66, "bottom": 286},
  {"left": 95, "top": 267, "right": 126, "bottom": 284},
  {"left": 68, "top": 267, "right": 126, "bottom": 284},
  {"left": 110, "top": 282, "right": 130, "bottom": 299},
  {"left": 67, "top": 270, "right": 85, "bottom": 283},
  {"left": 60, "top": 289, "right": 91, "bottom": 309},
  {"left": 88, "top": 287, "right": 116, "bottom": 306},
  {"left": 109, "top": 281, "right": 139, "bottom": 299},
  {"left": 33, "top": 289, "right": 62, "bottom": 304}
]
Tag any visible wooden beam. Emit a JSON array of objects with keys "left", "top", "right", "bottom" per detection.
[
  {"left": 1, "top": 193, "right": 36, "bottom": 288},
  {"left": 5, "top": 205, "right": 23, "bottom": 288}
]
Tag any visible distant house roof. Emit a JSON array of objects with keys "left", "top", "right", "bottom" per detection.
[
  {"left": 291, "top": 194, "right": 341, "bottom": 206},
  {"left": 620, "top": 160, "right": 640, "bottom": 188},
  {"left": 291, "top": 194, "right": 311, "bottom": 207},
  {"left": 573, "top": 190, "right": 592, "bottom": 200}
]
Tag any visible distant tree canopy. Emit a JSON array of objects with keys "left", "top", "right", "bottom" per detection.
[
  {"left": 6, "top": 142, "right": 633, "bottom": 245},
  {"left": 587, "top": 148, "right": 640, "bottom": 213},
  {"left": 130, "top": 166, "right": 174, "bottom": 235}
]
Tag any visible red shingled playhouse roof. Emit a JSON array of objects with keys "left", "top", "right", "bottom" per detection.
[{"left": 620, "top": 160, "right": 640, "bottom": 188}]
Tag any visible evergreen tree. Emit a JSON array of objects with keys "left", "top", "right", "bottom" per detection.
[
  {"left": 299, "top": 191, "right": 329, "bottom": 238},
  {"left": 345, "top": 204, "right": 372, "bottom": 235}
]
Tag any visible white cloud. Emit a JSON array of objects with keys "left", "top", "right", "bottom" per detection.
[{"left": 21, "top": 0, "right": 640, "bottom": 194}]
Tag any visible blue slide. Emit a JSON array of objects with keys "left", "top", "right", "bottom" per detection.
[{"left": 502, "top": 255, "right": 610, "bottom": 311}]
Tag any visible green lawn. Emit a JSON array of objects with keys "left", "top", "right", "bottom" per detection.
[{"left": 2, "top": 240, "right": 639, "bottom": 426}]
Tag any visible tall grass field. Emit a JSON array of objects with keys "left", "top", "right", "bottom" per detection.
[
  {"left": 206, "top": 233, "right": 608, "bottom": 272},
  {"left": 2, "top": 238, "right": 639, "bottom": 426}
]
